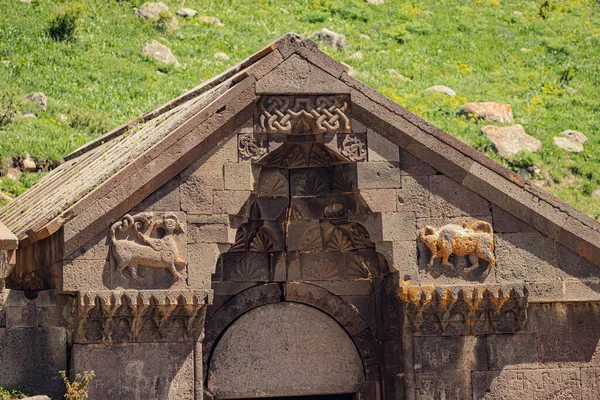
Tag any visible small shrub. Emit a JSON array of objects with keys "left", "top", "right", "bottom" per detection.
[
  {"left": 0, "top": 93, "right": 17, "bottom": 128},
  {"left": 48, "top": 4, "right": 83, "bottom": 42},
  {"left": 155, "top": 10, "right": 175, "bottom": 33},
  {"left": 538, "top": 0, "right": 551, "bottom": 20},
  {"left": 0, "top": 386, "right": 27, "bottom": 400},
  {"left": 405, "top": 21, "right": 433, "bottom": 35},
  {"left": 67, "top": 108, "right": 113, "bottom": 135},
  {"left": 60, "top": 370, "right": 95, "bottom": 400}
]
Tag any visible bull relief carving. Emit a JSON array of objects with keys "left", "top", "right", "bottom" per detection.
[
  {"left": 257, "top": 95, "right": 351, "bottom": 135},
  {"left": 110, "top": 213, "right": 187, "bottom": 282},
  {"left": 418, "top": 220, "right": 495, "bottom": 278}
]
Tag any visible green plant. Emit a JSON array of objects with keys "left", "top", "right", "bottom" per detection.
[
  {"left": 0, "top": 386, "right": 27, "bottom": 400},
  {"left": 48, "top": 4, "right": 83, "bottom": 41},
  {"left": 538, "top": 0, "right": 551, "bottom": 20},
  {"left": 60, "top": 370, "right": 95, "bottom": 400},
  {"left": 0, "top": 93, "right": 17, "bottom": 128},
  {"left": 155, "top": 10, "right": 176, "bottom": 33}
]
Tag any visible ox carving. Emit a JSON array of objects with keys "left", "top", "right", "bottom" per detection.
[
  {"left": 418, "top": 220, "right": 495, "bottom": 277},
  {"left": 110, "top": 213, "right": 186, "bottom": 281}
]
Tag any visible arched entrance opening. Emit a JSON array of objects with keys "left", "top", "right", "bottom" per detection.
[{"left": 207, "top": 302, "right": 365, "bottom": 399}]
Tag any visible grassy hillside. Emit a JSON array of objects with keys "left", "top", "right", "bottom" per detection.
[{"left": 1, "top": 0, "right": 599, "bottom": 217}]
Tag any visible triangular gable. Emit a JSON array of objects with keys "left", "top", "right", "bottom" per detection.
[{"left": 1, "top": 33, "right": 598, "bottom": 269}]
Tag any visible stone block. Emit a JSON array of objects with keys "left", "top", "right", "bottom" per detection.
[
  {"left": 133, "top": 175, "right": 180, "bottom": 212},
  {"left": 66, "top": 230, "right": 110, "bottom": 261},
  {"left": 526, "top": 280, "right": 564, "bottom": 302},
  {"left": 535, "top": 302, "right": 600, "bottom": 366},
  {"left": 486, "top": 333, "right": 539, "bottom": 370},
  {"left": 381, "top": 212, "right": 417, "bottom": 242},
  {"left": 414, "top": 372, "right": 471, "bottom": 400},
  {"left": 495, "top": 232, "right": 558, "bottom": 282},
  {"left": 563, "top": 280, "right": 600, "bottom": 302},
  {"left": 429, "top": 175, "right": 490, "bottom": 217},
  {"left": 414, "top": 336, "right": 488, "bottom": 374},
  {"left": 212, "top": 190, "right": 251, "bottom": 214},
  {"left": 61, "top": 259, "right": 109, "bottom": 292},
  {"left": 6, "top": 305, "right": 38, "bottom": 327},
  {"left": 224, "top": 162, "right": 256, "bottom": 191},
  {"left": 377, "top": 240, "right": 418, "bottom": 276},
  {"left": 188, "top": 223, "right": 234, "bottom": 244},
  {"left": 582, "top": 368, "right": 600, "bottom": 400},
  {"left": 557, "top": 244, "right": 600, "bottom": 281},
  {"left": 188, "top": 243, "right": 222, "bottom": 288},
  {"left": 368, "top": 129, "right": 399, "bottom": 162},
  {"left": 397, "top": 175, "right": 430, "bottom": 216},
  {"left": 492, "top": 205, "right": 534, "bottom": 233},
  {"left": 351, "top": 118, "right": 367, "bottom": 134},
  {"left": 356, "top": 161, "right": 402, "bottom": 189},
  {"left": 72, "top": 342, "right": 195, "bottom": 400},
  {"left": 360, "top": 189, "right": 398, "bottom": 212},
  {"left": 0, "top": 327, "right": 67, "bottom": 399},
  {"left": 255, "top": 54, "right": 350, "bottom": 94},
  {"left": 180, "top": 174, "right": 215, "bottom": 214},
  {"left": 472, "top": 369, "right": 581, "bottom": 400},
  {"left": 399, "top": 148, "right": 437, "bottom": 176}
]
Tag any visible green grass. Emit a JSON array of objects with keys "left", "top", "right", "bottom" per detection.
[
  {"left": 0, "top": 0, "right": 599, "bottom": 217},
  {"left": 0, "top": 386, "right": 27, "bottom": 400}
]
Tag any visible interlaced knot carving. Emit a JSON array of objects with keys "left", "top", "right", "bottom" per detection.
[{"left": 257, "top": 95, "right": 351, "bottom": 135}]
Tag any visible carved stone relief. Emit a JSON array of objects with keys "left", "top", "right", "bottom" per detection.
[
  {"left": 418, "top": 220, "right": 496, "bottom": 278},
  {"left": 110, "top": 212, "right": 187, "bottom": 282},
  {"left": 340, "top": 134, "right": 367, "bottom": 162},
  {"left": 257, "top": 95, "right": 351, "bottom": 135},
  {"left": 238, "top": 133, "right": 268, "bottom": 161},
  {"left": 76, "top": 290, "right": 210, "bottom": 344},
  {"left": 401, "top": 285, "right": 529, "bottom": 335}
]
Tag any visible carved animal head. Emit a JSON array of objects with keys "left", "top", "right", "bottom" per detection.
[
  {"left": 162, "top": 214, "right": 184, "bottom": 234},
  {"left": 418, "top": 226, "right": 437, "bottom": 243}
]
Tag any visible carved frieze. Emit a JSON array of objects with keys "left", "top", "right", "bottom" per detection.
[
  {"left": 340, "top": 134, "right": 367, "bottom": 162},
  {"left": 257, "top": 95, "right": 351, "bottom": 135},
  {"left": 110, "top": 212, "right": 187, "bottom": 282},
  {"left": 76, "top": 290, "right": 210, "bottom": 344},
  {"left": 238, "top": 133, "right": 268, "bottom": 161},
  {"left": 418, "top": 220, "right": 496, "bottom": 278},
  {"left": 401, "top": 285, "right": 529, "bottom": 336}
]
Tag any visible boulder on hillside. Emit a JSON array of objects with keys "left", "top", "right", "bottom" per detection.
[
  {"left": 367, "top": 0, "right": 385, "bottom": 4},
  {"left": 458, "top": 102, "right": 514, "bottom": 124},
  {"left": 350, "top": 51, "right": 363, "bottom": 60},
  {"left": 23, "top": 396, "right": 51, "bottom": 400},
  {"left": 22, "top": 154, "right": 36, "bottom": 172},
  {"left": 311, "top": 28, "right": 347, "bottom": 51},
  {"left": 593, "top": 187, "right": 600, "bottom": 199},
  {"left": 425, "top": 85, "right": 456, "bottom": 97},
  {"left": 24, "top": 92, "right": 47, "bottom": 111},
  {"left": 214, "top": 52, "right": 229, "bottom": 61},
  {"left": 135, "top": 2, "right": 169, "bottom": 20},
  {"left": 386, "top": 69, "right": 412, "bottom": 82},
  {"left": 553, "top": 137, "right": 583, "bottom": 153},
  {"left": 141, "top": 40, "right": 179, "bottom": 66},
  {"left": 481, "top": 124, "right": 542, "bottom": 158},
  {"left": 560, "top": 129, "right": 587, "bottom": 144},
  {"left": 176, "top": 8, "right": 198, "bottom": 18},
  {"left": 6, "top": 167, "right": 21, "bottom": 182},
  {"left": 197, "top": 16, "right": 224, "bottom": 26},
  {"left": 135, "top": 2, "right": 178, "bottom": 29}
]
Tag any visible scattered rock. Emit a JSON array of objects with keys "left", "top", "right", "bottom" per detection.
[
  {"left": 564, "top": 86, "right": 578, "bottom": 94},
  {"left": 25, "top": 92, "right": 47, "bottom": 112},
  {"left": 424, "top": 85, "right": 456, "bottom": 97},
  {"left": 513, "top": 11, "right": 523, "bottom": 16},
  {"left": 553, "top": 136, "right": 583, "bottom": 153},
  {"left": 481, "top": 124, "right": 542, "bottom": 157},
  {"left": 518, "top": 165, "right": 540, "bottom": 180},
  {"left": 5, "top": 167, "right": 21, "bottom": 182},
  {"left": 360, "top": 34, "right": 371, "bottom": 40},
  {"left": 197, "top": 16, "right": 224, "bottom": 26},
  {"left": 18, "top": 0, "right": 32, "bottom": 3},
  {"left": 176, "top": 8, "right": 197, "bottom": 18},
  {"left": 593, "top": 187, "right": 600, "bottom": 199},
  {"left": 214, "top": 52, "right": 229, "bottom": 61},
  {"left": 518, "top": 168, "right": 532, "bottom": 180},
  {"left": 141, "top": 40, "right": 179, "bottom": 66},
  {"left": 58, "top": 113, "right": 68, "bottom": 122},
  {"left": 279, "top": 7, "right": 289, "bottom": 14},
  {"left": 22, "top": 396, "right": 51, "bottom": 400},
  {"left": 311, "top": 28, "right": 347, "bottom": 51},
  {"left": 386, "top": 69, "right": 412, "bottom": 82},
  {"left": 22, "top": 154, "right": 36, "bottom": 172},
  {"left": 520, "top": 48, "right": 532, "bottom": 53},
  {"left": 366, "top": 0, "right": 385, "bottom": 4},
  {"left": 22, "top": 111, "right": 37, "bottom": 119},
  {"left": 135, "top": 2, "right": 170, "bottom": 20},
  {"left": 350, "top": 51, "right": 363, "bottom": 61},
  {"left": 458, "top": 102, "right": 514, "bottom": 123},
  {"left": 560, "top": 129, "right": 587, "bottom": 144}
]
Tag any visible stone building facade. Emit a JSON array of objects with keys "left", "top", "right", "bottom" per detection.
[{"left": 1, "top": 33, "right": 600, "bottom": 400}]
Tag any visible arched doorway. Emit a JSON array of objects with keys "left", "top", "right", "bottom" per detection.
[{"left": 207, "top": 302, "right": 365, "bottom": 399}]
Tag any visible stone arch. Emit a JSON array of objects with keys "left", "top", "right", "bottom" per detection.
[
  {"left": 207, "top": 302, "right": 365, "bottom": 399},
  {"left": 203, "top": 283, "right": 383, "bottom": 397}
]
